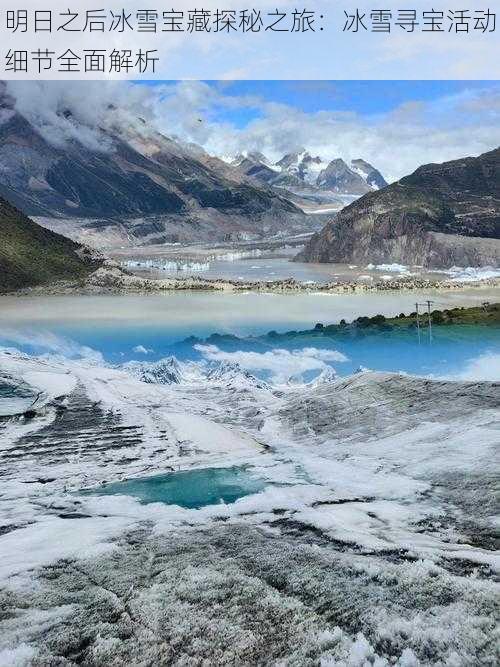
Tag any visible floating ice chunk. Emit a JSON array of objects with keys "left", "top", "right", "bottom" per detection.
[
  {"left": 366, "top": 263, "right": 411, "bottom": 274},
  {"left": 442, "top": 266, "right": 500, "bottom": 282},
  {"left": 123, "top": 259, "right": 210, "bottom": 272},
  {"left": 215, "top": 249, "right": 264, "bottom": 261}
]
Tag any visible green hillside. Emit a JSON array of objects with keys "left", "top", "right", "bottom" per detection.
[{"left": 0, "top": 196, "right": 99, "bottom": 291}]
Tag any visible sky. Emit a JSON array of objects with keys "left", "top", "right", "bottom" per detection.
[
  {"left": 193, "top": 81, "right": 500, "bottom": 124},
  {"left": 5, "top": 79, "right": 500, "bottom": 183},
  {"left": 142, "top": 80, "right": 500, "bottom": 181}
]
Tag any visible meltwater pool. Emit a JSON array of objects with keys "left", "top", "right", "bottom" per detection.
[{"left": 82, "top": 466, "right": 266, "bottom": 509}]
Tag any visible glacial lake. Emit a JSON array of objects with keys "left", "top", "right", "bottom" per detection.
[
  {"left": 122, "top": 256, "right": 454, "bottom": 284},
  {"left": 113, "top": 245, "right": 500, "bottom": 284},
  {"left": 82, "top": 466, "right": 266, "bottom": 509}
]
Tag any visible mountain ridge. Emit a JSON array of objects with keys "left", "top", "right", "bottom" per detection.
[
  {"left": 233, "top": 150, "right": 387, "bottom": 201},
  {"left": 296, "top": 147, "right": 500, "bottom": 267},
  {"left": 0, "top": 96, "right": 310, "bottom": 247}
]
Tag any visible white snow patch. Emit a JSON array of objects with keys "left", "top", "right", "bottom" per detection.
[
  {"left": 0, "top": 515, "right": 135, "bottom": 580},
  {"left": 21, "top": 371, "right": 76, "bottom": 401},
  {"left": 0, "top": 644, "right": 36, "bottom": 667},
  {"left": 164, "top": 412, "right": 262, "bottom": 455}
]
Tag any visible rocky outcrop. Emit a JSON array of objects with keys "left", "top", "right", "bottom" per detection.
[{"left": 297, "top": 148, "right": 500, "bottom": 267}]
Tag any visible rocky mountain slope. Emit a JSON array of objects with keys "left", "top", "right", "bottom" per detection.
[
  {"left": 0, "top": 93, "right": 309, "bottom": 247},
  {"left": 297, "top": 147, "right": 500, "bottom": 267},
  {"left": 0, "top": 195, "right": 99, "bottom": 291},
  {"left": 233, "top": 150, "right": 387, "bottom": 205}
]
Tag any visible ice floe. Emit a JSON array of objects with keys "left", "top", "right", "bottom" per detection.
[{"left": 441, "top": 265, "right": 500, "bottom": 282}]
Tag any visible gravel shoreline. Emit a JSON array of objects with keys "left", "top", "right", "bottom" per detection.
[{"left": 4, "top": 263, "right": 500, "bottom": 297}]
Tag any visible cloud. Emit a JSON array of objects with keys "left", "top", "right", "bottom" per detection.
[
  {"left": 188, "top": 86, "right": 500, "bottom": 181},
  {"left": 195, "top": 344, "right": 347, "bottom": 383},
  {"left": 0, "top": 328, "right": 103, "bottom": 364},
  {"left": 5, "top": 80, "right": 500, "bottom": 181},
  {"left": 447, "top": 352, "right": 500, "bottom": 382},
  {"left": 133, "top": 345, "right": 153, "bottom": 355},
  {"left": 5, "top": 80, "right": 162, "bottom": 152}
]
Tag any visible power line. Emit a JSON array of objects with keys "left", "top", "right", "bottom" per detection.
[{"left": 414, "top": 300, "right": 435, "bottom": 344}]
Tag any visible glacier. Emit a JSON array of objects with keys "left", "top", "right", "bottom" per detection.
[{"left": 0, "top": 345, "right": 498, "bottom": 665}]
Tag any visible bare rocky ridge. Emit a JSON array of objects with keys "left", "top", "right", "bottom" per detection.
[{"left": 297, "top": 147, "right": 500, "bottom": 267}]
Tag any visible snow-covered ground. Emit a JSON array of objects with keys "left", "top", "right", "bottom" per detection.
[{"left": 0, "top": 347, "right": 499, "bottom": 665}]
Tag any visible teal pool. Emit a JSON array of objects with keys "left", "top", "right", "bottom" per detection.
[{"left": 83, "top": 466, "right": 266, "bottom": 509}]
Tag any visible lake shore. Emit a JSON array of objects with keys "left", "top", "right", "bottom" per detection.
[{"left": 4, "top": 262, "right": 500, "bottom": 297}]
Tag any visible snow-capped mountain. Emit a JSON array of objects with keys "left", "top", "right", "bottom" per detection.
[
  {"left": 206, "top": 360, "right": 269, "bottom": 390},
  {"left": 350, "top": 158, "right": 387, "bottom": 191},
  {"left": 232, "top": 152, "right": 279, "bottom": 184},
  {"left": 123, "top": 357, "right": 183, "bottom": 385},
  {"left": 233, "top": 149, "right": 387, "bottom": 203},
  {"left": 275, "top": 150, "right": 328, "bottom": 186},
  {"left": 316, "top": 158, "right": 384, "bottom": 195}
]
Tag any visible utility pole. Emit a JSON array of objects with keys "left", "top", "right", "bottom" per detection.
[
  {"left": 426, "top": 300, "right": 434, "bottom": 343},
  {"left": 415, "top": 301, "right": 434, "bottom": 343},
  {"left": 415, "top": 302, "right": 421, "bottom": 344}
]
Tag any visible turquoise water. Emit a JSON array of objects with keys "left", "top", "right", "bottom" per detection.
[
  {"left": 1, "top": 320, "right": 498, "bottom": 379},
  {"left": 0, "top": 292, "right": 499, "bottom": 379},
  {"left": 83, "top": 466, "right": 266, "bottom": 509}
]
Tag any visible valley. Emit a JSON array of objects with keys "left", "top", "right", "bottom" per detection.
[{"left": 0, "top": 80, "right": 499, "bottom": 667}]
